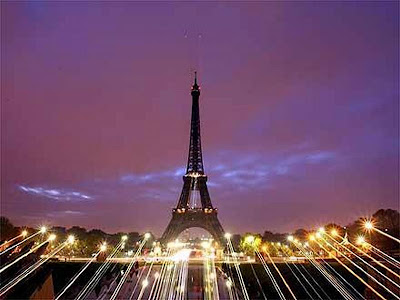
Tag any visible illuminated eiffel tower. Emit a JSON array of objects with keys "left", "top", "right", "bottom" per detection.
[{"left": 160, "top": 73, "right": 225, "bottom": 245}]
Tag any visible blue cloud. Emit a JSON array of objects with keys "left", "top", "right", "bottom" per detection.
[{"left": 18, "top": 185, "right": 92, "bottom": 201}]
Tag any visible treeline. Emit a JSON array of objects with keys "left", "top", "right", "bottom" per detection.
[
  {"left": 0, "top": 218, "right": 154, "bottom": 256},
  {"left": 256, "top": 209, "right": 399, "bottom": 252},
  {"left": 1, "top": 209, "right": 399, "bottom": 255}
]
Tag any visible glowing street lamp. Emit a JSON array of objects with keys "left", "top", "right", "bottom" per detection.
[
  {"left": 330, "top": 229, "right": 338, "bottom": 236},
  {"left": 245, "top": 235, "right": 255, "bottom": 244},
  {"left": 364, "top": 220, "right": 374, "bottom": 231},
  {"left": 356, "top": 236, "right": 366, "bottom": 246},
  {"left": 318, "top": 227, "right": 325, "bottom": 233},
  {"left": 100, "top": 243, "right": 107, "bottom": 252},
  {"left": 224, "top": 233, "right": 232, "bottom": 240},
  {"left": 49, "top": 234, "right": 57, "bottom": 241},
  {"left": 21, "top": 230, "right": 28, "bottom": 238},
  {"left": 144, "top": 233, "right": 151, "bottom": 240},
  {"left": 287, "top": 235, "right": 294, "bottom": 242},
  {"left": 122, "top": 235, "right": 128, "bottom": 241},
  {"left": 40, "top": 226, "right": 47, "bottom": 234},
  {"left": 67, "top": 235, "right": 75, "bottom": 244}
]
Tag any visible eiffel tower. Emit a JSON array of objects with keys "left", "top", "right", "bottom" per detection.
[{"left": 160, "top": 73, "right": 225, "bottom": 245}]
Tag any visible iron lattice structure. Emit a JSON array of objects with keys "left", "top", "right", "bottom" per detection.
[{"left": 161, "top": 73, "right": 225, "bottom": 245}]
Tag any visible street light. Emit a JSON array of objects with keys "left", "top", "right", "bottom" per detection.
[
  {"left": 67, "top": 235, "right": 75, "bottom": 244},
  {"left": 364, "top": 220, "right": 374, "bottom": 230},
  {"left": 356, "top": 236, "right": 366, "bottom": 246},
  {"left": 245, "top": 235, "right": 255, "bottom": 244}
]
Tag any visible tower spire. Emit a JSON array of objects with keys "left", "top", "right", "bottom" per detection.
[
  {"left": 192, "top": 71, "right": 199, "bottom": 91},
  {"left": 187, "top": 72, "right": 203, "bottom": 174}
]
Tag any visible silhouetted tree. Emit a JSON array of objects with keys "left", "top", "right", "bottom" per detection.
[{"left": 0, "top": 217, "right": 17, "bottom": 241}]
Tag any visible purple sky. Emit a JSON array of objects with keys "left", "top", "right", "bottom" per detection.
[{"left": 2, "top": 2, "right": 399, "bottom": 236}]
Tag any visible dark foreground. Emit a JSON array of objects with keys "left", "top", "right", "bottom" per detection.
[{"left": 4, "top": 260, "right": 399, "bottom": 299}]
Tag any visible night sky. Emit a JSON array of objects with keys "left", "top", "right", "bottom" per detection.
[{"left": 2, "top": 2, "right": 399, "bottom": 236}]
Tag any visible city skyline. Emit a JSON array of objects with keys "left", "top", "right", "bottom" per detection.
[{"left": 2, "top": 1, "right": 399, "bottom": 235}]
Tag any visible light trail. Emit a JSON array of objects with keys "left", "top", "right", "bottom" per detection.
[
  {"left": 0, "top": 231, "right": 27, "bottom": 248},
  {"left": 165, "top": 249, "right": 191, "bottom": 300},
  {"left": 169, "top": 249, "right": 189, "bottom": 300},
  {"left": 0, "top": 230, "right": 42, "bottom": 256},
  {"left": 273, "top": 244, "right": 317, "bottom": 300},
  {"left": 203, "top": 248, "right": 219, "bottom": 300},
  {"left": 226, "top": 237, "right": 250, "bottom": 300},
  {"left": 249, "top": 263, "right": 267, "bottom": 300},
  {"left": 372, "top": 228, "right": 400, "bottom": 244},
  {"left": 148, "top": 249, "right": 171, "bottom": 300},
  {"left": 278, "top": 244, "right": 326, "bottom": 300},
  {"left": 166, "top": 260, "right": 178, "bottom": 299},
  {"left": 293, "top": 242, "right": 357, "bottom": 300},
  {"left": 369, "top": 245, "right": 400, "bottom": 269},
  {"left": 152, "top": 249, "right": 176, "bottom": 300},
  {"left": 226, "top": 277, "right": 234, "bottom": 300},
  {"left": 178, "top": 250, "right": 190, "bottom": 300},
  {"left": 227, "top": 240, "right": 249, "bottom": 299},
  {"left": 128, "top": 246, "right": 157, "bottom": 300},
  {"left": 224, "top": 247, "right": 240, "bottom": 300},
  {"left": 75, "top": 241, "right": 124, "bottom": 300},
  {"left": 298, "top": 263, "right": 330, "bottom": 299},
  {"left": 127, "top": 264, "right": 148, "bottom": 300},
  {"left": 263, "top": 249, "right": 297, "bottom": 300},
  {"left": 209, "top": 251, "right": 220, "bottom": 300},
  {"left": 320, "top": 234, "right": 400, "bottom": 298},
  {"left": 255, "top": 250, "right": 285, "bottom": 300},
  {"left": 108, "top": 236, "right": 148, "bottom": 300},
  {"left": 0, "top": 239, "right": 51, "bottom": 274},
  {"left": 159, "top": 259, "right": 175, "bottom": 299},
  {"left": 285, "top": 262, "right": 313, "bottom": 299},
  {"left": 303, "top": 243, "right": 365, "bottom": 300},
  {"left": 54, "top": 249, "right": 102, "bottom": 300},
  {"left": 314, "top": 239, "right": 388, "bottom": 300},
  {"left": 332, "top": 233, "right": 400, "bottom": 280},
  {"left": 153, "top": 256, "right": 174, "bottom": 299},
  {"left": 0, "top": 240, "right": 67, "bottom": 297}
]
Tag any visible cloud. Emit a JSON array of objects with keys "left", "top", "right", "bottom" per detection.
[
  {"left": 18, "top": 185, "right": 92, "bottom": 201},
  {"left": 112, "top": 149, "right": 337, "bottom": 199},
  {"left": 46, "top": 210, "right": 85, "bottom": 218}
]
